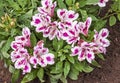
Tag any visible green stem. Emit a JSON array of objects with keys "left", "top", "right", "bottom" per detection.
[
  {"left": 101, "top": 11, "right": 120, "bottom": 20},
  {"left": 31, "top": 0, "right": 34, "bottom": 8}
]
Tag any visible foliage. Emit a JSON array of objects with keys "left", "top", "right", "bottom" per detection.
[{"left": 101, "top": 0, "right": 120, "bottom": 26}]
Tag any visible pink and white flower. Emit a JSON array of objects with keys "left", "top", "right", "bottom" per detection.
[
  {"left": 38, "top": 0, "right": 57, "bottom": 17},
  {"left": 60, "top": 21, "right": 80, "bottom": 45},
  {"left": 31, "top": 14, "right": 51, "bottom": 33},
  {"left": 71, "top": 41, "right": 95, "bottom": 63},
  {"left": 93, "top": 28, "right": 110, "bottom": 54},
  {"left": 44, "top": 53, "right": 55, "bottom": 65},
  {"left": 22, "top": 27, "right": 31, "bottom": 38},
  {"left": 14, "top": 27, "right": 31, "bottom": 47},
  {"left": 29, "top": 56, "right": 38, "bottom": 68},
  {"left": 98, "top": 0, "right": 108, "bottom": 7},
  {"left": 43, "top": 21, "right": 60, "bottom": 40},
  {"left": 57, "top": 9, "right": 79, "bottom": 29},
  {"left": 57, "top": 9, "right": 79, "bottom": 22},
  {"left": 11, "top": 41, "right": 23, "bottom": 50},
  {"left": 11, "top": 48, "right": 28, "bottom": 62},
  {"left": 94, "top": 28, "right": 110, "bottom": 48},
  {"left": 14, "top": 57, "right": 31, "bottom": 74},
  {"left": 23, "top": 63, "right": 31, "bottom": 74},
  {"left": 78, "top": 17, "right": 92, "bottom": 36},
  {"left": 71, "top": 46, "right": 80, "bottom": 56},
  {"left": 30, "top": 40, "right": 55, "bottom": 68},
  {"left": 11, "top": 28, "right": 55, "bottom": 74}
]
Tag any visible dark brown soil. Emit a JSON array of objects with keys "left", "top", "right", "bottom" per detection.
[{"left": 0, "top": 60, "right": 11, "bottom": 83}]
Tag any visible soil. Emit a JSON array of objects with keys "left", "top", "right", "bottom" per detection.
[{"left": 0, "top": 2, "right": 120, "bottom": 83}]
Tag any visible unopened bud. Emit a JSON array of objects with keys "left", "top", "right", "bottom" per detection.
[
  {"left": 1, "top": 17, "right": 4, "bottom": 20},
  {"left": 76, "top": 2, "right": 79, "bottom": 9},
  {"left": 76, "top": 2, "right": 79, "bottom": 7},
  {"left": 69, "top": 7, "right": 72, "bottom": 10},
  {"left": 10, "top": 21, "right": 15, "bottom": 26}
]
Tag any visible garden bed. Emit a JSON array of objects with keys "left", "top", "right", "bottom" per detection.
[
  {"left": 0, "top": 21, "right": 120, "bottom": 83},
  {"left": 0, "top": 0, "right": 120, "bottom": 83}
]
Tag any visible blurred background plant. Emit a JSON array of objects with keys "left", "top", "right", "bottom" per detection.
[{"left": 0, "top": 13, "right": 16, "bottom": 31}]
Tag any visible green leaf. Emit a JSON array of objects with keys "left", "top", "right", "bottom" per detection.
[
  {"left": 83, "top": 63, "right": 94, "bottom": 73},
  {"left": 0, "top": 40, "right": 6, "bottom": 49},
  {"left": 89, "top": 14, "right": 98, "bottom": 21},
  {"left": 37, "top": 68, "right": 44, "bottom": 82},
  {"left": 73, "top": 61, "right": 83, "bottom": 72},
  {"left": 57, "top": 0, "right": 67, "bottom": 9},
  {"left": 56, "top": 61, "right": 63, "bottom": 71},
  {"left": 79, "top": 0, "right": 87, "bottom": 7},
  {"left": 18, "top": 0, "right": 28, "bottom": 8},
  {"left": 2, "top": 52, "right": 10, "bottom": 58},
  {"left": 53, "top": 38, "right": 58, "bottom": 51},
  {"left": 0, "top": 0, "right": 5, "bottom": 17},
  {"left": 9, "top": 65, "right": 15, "bottom": 73},
  {"left": 22, "top": 9, "right": 33, "bottom": 19},
  {"left": 94, "top": 20, "right": 107, "bottom": 31},
  {"left": 64, "top": 61, "right": 70, "bottom": 78},
  {"left": 109, "top": 16, "right": 116, "bottom": 26},
  {"left": 68, "top": 66, "right": 79, "bottom": 80},
  {"left": 1, "top": 37, "right": 14, "bottom": 52},
  {"left": 4, "top": 59, "right": 12, "bottom": 67},
  {"left": 73, "top": 0, "right": 76, "bottom": 4},
  {"left": 31, "top": 0, "right": 38, "bottom": 8},
  {"left": 86, "top": 0, "right": 99, "bottom": 5},
  {"left": 118, "top": 0, "right": 120, "bottom": 10},
  {"left": 79, "top": 9, "right": 88, "bottom": 21},
  {"left": 30, "top": 32, "right": 37, "bottom": 47},
  {"left": 51, "top": 73, "right": 62, "bottom": 79},
  {"left": 6, "top": 0, "right": 20, "bottom": 10},
  {"left": 97, "top": 54, "right": 105, "bottom": 60},
  {"left": 50, "top": 67, "right": 62, "bottom": 74},
  {"left": 64, "top": 45, "right": 71, "bottom": 50},
  {"left": 10, "top": 28, "right": 18, "bottom": 37},
  {"left": 0, "top": 32, "right": 9, "bottom": 36},
  {"left": 63, "top": 49, "right": 69, "bottom": 53},
  {"left": 65, "top": 0, "right": 72, "bottom": 6},
  {"left": 50, "top": 77, "right": 58, "bottom": 83},
  {"left": 117, "top": 14, "right": 120, "bottom": 21},
  {"left": 21, "top": 70, "right": 37, "bottom": 83},
  {"left": 1, "top": 37, "right": 14, "bottom": 58},
  {"left": 60, "top": 75, "right": 67, "bottom": 83},
  {"left": 58, "top": 39, "right": 64, "bottom": 50},
  {"left": 53, "top": 39, "right": 63, "bottom": 51},
  {"left": 67, "top": 55, "right": 75, "bottom": 64},
  {"left": 111, "top": 1, "right": 118, "bottom": 11},
  {"left": 91, "top": 60, "right": 101, "bottom": 68},
  {"left": 11, "top": 69, "right": 20, "bottom": 83},
  {"left": 87, "top": 31, "right": 94, "bottom": 41},
  {"left": 60, "top": 55, "right": 66, "bottom": 61}
]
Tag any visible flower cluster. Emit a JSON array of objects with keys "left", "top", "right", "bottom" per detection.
[
  {"left": 31, "top": 0, "right": 91, "bottom": 44},
  {"left": 31, "top": 0, "right": 110, "bottom": 63},
  {"left": 71, "top": 28, "right": 110, "bottom": 63},
  {"left": 30, "top": 40, "right": 54, "bottom": 68},
  {"left": 10, "top": 0, "right": 110, "bottom": 74},
  {"left": 11, "top": 27, "right": 55, "bottom": 74}
]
